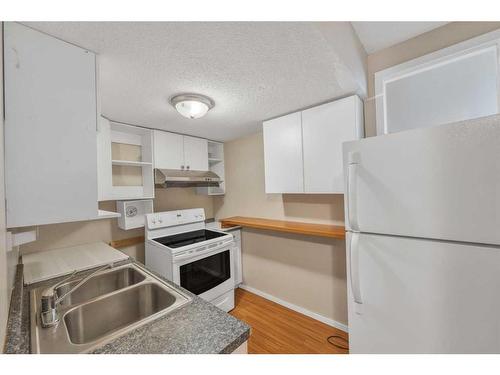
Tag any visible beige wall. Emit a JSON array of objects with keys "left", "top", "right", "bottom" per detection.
[
  {"left": 214, "top": 132, "right": 345, "bottom": 225},
  {"left": 20, "top": 188, "right": 214, "bottom": 263},
  {"left": 241, "top": 229, "right": 347, "bottom": 325},
  {"left": 154, "top": 188, "right": 214, "bottom": 217},
  {"left": 214, "top": 132, "right": 348, "bottom": 326},
  {"left": 364, "top": 22, "right": 500, "bottom": 136}
]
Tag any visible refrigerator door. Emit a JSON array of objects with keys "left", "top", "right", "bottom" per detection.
[
  {"left": 347, "top": 231, "right": 500, "bottom": 353},
  {"left": 343, "top": 114, "right": 500, "bottom": 245}
]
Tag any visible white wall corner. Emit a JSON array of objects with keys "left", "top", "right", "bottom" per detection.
[{"left": 313, "top": 22, "right": 368, "bottom": 99}]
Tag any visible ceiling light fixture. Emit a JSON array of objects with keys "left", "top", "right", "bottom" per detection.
[{"left": 170, "top": 93, "right": 215, "bottom": 119}]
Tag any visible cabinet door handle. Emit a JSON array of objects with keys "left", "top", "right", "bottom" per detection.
[
  {"left": 187, "top": 165, "right": 190, "bottom": 170},
  {"left": 181, "top": 165, "right": 184, "bottom": 170}
]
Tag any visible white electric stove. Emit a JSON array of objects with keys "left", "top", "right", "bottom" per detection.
[{"left": 145, "top": 208, "right": 235, "bottom": 311}]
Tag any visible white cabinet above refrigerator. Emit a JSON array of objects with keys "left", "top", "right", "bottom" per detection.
[
  {"left": 302, "top": 96, "right": 364, "bottom": 193},
  {"left": 263, "top": 95, "right": 364, "bottom": 194},
  {"left": 263, "top": 112, "right": 304, "bottom": 193}
]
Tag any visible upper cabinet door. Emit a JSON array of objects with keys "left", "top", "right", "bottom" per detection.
[
  {"left": 263, "top": 112, "right": 304, "bottom": 193},
  {"left": 183, "top": 136, "right": 209, "bottom": 171},
  {"left": 4, "top": 22, "right": 98, "bottom": 227},
  {"left": 153, "top": 130, "right": 184, "bottom": 170},
  {"left": 302, "top": 96, "right": 364, "bottom": 193}
]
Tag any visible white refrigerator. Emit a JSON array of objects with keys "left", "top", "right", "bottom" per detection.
[{"left": 343, "top": 114, "right": 500, "bottom": 353}]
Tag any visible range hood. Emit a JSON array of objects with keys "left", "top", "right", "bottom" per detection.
[{"left": 154, "top": 169, "right": 221, "bottom": 188}]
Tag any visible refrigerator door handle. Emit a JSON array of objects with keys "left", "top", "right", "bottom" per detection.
[
  {"left": 349, "top": 231, "right": 363, "bottom": 308},
  {"left": 347, "top": 152, "right": 360, "bottom": 232}
]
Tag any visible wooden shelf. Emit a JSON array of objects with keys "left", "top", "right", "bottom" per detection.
[{"left": 220, "top": 216, "right": 345, "bottom": 239}]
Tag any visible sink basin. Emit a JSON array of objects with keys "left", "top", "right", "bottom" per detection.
[
  {"left": 65, "top": 283, "right": 176, "bottom": 344},
  {"left": 30, "top": 263, "right": 191, "bottom": 353},
  {"left": 56, "top": 266, "right": 145, "bottom": 306}
]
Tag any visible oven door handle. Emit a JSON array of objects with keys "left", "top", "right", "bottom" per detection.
[{"left": 173, "top": 239, "right": 234, "bottom": 263}]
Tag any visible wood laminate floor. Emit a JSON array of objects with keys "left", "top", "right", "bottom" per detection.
[{"left": 230, "top": 288, "right": 349, "bottom": 354}]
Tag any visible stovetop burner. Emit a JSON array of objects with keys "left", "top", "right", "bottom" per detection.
[{"left": 153, "top": 229, "right": 227, "bottom": 249}]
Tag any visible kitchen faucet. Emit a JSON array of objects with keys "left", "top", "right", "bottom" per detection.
[{"left": 40, "top": 264, "right": 113, "bottom": 328}]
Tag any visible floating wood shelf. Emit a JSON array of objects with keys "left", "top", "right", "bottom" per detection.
[{"left": 220, "top": 216, "right": 345, "bottom": 239}]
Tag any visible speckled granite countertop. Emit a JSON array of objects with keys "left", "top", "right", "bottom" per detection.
[{"left": 4, "top": 259, "right": 250, "bottom": 354}]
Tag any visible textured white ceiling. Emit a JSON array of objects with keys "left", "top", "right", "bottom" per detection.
[
  {"left": 24, "top": 22, "right": 366, "bottom": 141},
  {"left": 351, "top": 22, "right": 449, "bottom": 54}
]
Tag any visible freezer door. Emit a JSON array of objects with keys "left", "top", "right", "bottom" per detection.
[
  {"left": 343, "top": 114, "right": 500, "bottom": 245},
  {"left": 346, "top": 232, "right": 500, "bottom": 353}
]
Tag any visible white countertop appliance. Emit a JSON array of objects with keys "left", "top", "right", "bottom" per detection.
[
  {"left": 145, "top": 208, "right": 235, "bottom": 311},
  {"left": 343, "top": 114, "right": 500, "bottom": 353}
]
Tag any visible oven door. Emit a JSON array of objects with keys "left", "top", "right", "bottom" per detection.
[{"left": 172, "top": 245, "right": 234, "bottom": 302}]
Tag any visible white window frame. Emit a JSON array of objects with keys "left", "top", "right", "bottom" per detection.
[{"left": 374, "top": 29, "right": 500, "bottom": 136}]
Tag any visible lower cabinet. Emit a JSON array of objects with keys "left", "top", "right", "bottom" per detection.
[
  {"left": 231, "top": 229, "right": 243, "bottom": 286},
  {"left": 231, "top": 341, "right": 248, "bottom": 354}
]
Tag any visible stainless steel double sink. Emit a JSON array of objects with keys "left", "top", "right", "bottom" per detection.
[{"left": 30, "top": 263, "right": 191, "bottom": 353}]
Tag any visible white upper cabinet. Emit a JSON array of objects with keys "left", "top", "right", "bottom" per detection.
[
  {"left": 4, "top": 22, "right": 99, "bottom": 227},
  {"left": 153, "top": 131, "right": 209, "bottom": 171},
  {"left": 153, "top": 131, "right": 184, "bottom": 170},
  {"left": 263, "top": 95, "right": 364, "bottom": 194},
  {"left": 302, "top": 96, "right": 364, "bottom": 193},
  {"left": 197, "top": 141, "right": 226, "bottom": 196},
  {"left": 183, "top": 136, "right": 209, "bottom": 171},
  {"left": 98, "top": 118, "right": 154, "bottom": 201},
  {"left": 263, "top": 112, "right": 304, "bottom": 193}
]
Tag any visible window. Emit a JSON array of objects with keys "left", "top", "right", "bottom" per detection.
[{"left": 374, "top": 30, "right": 500, "bottom": 135}]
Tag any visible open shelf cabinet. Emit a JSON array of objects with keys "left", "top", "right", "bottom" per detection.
[
  {"left": 197, "top": 141, "right": 225, "bottom": 196},
  {"left": 97, "top": 117, "right": 154, "bottom": 201}
]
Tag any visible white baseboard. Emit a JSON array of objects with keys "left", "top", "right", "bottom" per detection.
[{"left": 238, "top": 284, "right": 348, "bottom": 333}]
